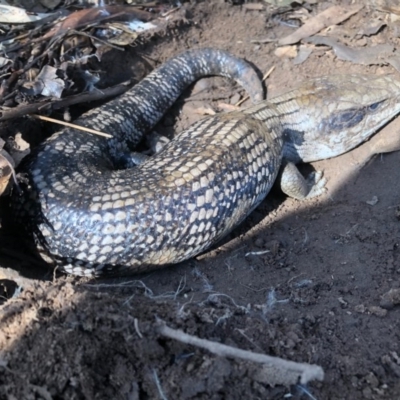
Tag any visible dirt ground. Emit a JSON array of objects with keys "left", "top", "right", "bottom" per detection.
[{"left": 2, "top": 0, "right": 400, "bottom": 399}]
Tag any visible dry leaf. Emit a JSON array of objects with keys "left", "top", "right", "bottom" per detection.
[
  {"left": 21, "top": 65, "right": 65, "bottom": 97},
  {"left": 278, "top": 4, "right": 363, "bottom": 46},
  {"left": 306, "top": 36, "right": 394, "bottom": 65},
  {"left": 0, "top": 5, "right": 55, "bottom": 24},
  {"left": 40, "top": 0, "right": 62, "bottom": 10},
  {"left": 293, "top": 45, "right": 313, "bottom": 64},
  {"left": 357, "top": 21, "right": 386, "bottom": 37},
  {"left": 44, "top": 6, "right": 153, "bottom": 40},
  {"left": 0, "top": 56, "right": 11, "bottom": 68},
  {"left": 100, "top": 20, "right": 156, "bottom": 46}
]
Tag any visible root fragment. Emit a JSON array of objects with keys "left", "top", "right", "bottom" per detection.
[{"left": 156, "top": 321, "right": 324, "bottom": 386}]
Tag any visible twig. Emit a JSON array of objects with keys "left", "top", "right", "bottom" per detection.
[
  {"left": 297, "top": 384, "right": 319, "bottom": 400},
  {"left": 157, "top": 322, "right": 324, "bottom": 385},
  {"left": 134, "top": 318, "right": 143, "bottom": 339},
  {"left": 0, "top": 80, "right": 132, "bottom": 121},
  {"left": 22, "top": 34, "right": 65, "bottom": 75},
  {"left": 250, "top": 38, "right": 276, "bottom": 44},
  {"left": 31, "top": 115, "right": 113, "bottom": 138},
  {"left": 84, "top": 280, "right": 155, "bottom": 297},
  {"left": 235, "top": 66, "right": 275, "bottom": 106},
  {"left": 245, "top": 249, "right": 270, "bottom": 257},
  {"left": 203, "top": 293, "right": 247, "bottom": 312},
  {"left": 152, "top": 369, "right": 168, "bottom": 400},
  {"left": 69, "top": 29, "right": 125, "bottom": 52}
]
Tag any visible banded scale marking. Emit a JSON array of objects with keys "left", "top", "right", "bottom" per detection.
[{"left": 12, "top": 48, "right": 400, "bottom": 276}]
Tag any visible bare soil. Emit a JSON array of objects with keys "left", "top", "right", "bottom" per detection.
[{"left": 2, "top": 1, "right": 400, "bottom": 399}]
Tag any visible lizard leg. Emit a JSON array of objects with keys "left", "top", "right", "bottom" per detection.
[{"left": 280, "top": 161, "right": 327, "bottom": 200}]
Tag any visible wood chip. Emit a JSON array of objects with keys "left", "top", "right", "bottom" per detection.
[
  {"left": 274, "top": 45, "right": 298, "bottom": 58},
  {"left": 278, "top": 4, "right": 363, "bottom": 46},
  {"left": 243, "top": 3, "right": 264, "bottom": 11}
]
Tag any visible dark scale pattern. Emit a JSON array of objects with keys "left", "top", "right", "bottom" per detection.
[
  {"left": 12, "top": 49, "right": 274, "bottom": 276},
  {"left": 12, "top": 48, "right": 400, "bottom": 276}
]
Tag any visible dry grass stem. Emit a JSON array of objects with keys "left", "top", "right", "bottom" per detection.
[{"left": 32, "top": 115, "right": 113, "bottom": 138}]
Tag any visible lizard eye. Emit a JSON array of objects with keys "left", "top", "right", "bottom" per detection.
[{"left": 367, "top": 101, "right": 385, "bottom": 112}]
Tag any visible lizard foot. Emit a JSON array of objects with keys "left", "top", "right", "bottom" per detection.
[
  {"left": 280, "top": 162, "right": 327, "bottom": 200},
  {"left": 304, "top": 171, "right": 327, "bottom": 199}
]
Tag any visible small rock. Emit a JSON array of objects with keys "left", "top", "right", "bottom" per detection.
[
  {"left": 368, "top": 306, "right": 387, "bottom": 317},
  {"left": 380, "top": 288, "right": 400, "bottom": 310},
  {"left": 362, "top": 387, "right": 373, "bottom": 399},
  {"left": 265, "top": 240, "right": 280, "bottom": 256},
  {"left": 366, "top": 196, "right": 378, "bottom": 206},
  {"left": 365, "top": 372, "right": 379, "bottom": 388},
  {"left": 354, "top": 304, "right": 366, "bottom": 313}
]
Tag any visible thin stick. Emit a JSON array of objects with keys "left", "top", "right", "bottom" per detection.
[
  {"left": 157, "top": 322, "right": 324, "bottom": 385},
  {"left": 32, "top": 115, "right": 113, "bottom": 138},
  {"left": 152, "top": 369, "right": 168, "bottom": 400},
  {"left": 0, "top": 80, "right": 131, "bottom": 121},
  {"left": 235, "top": 65, "right": 275, "bottom": 106},
  {"left": 69, "top": 29, "right": 124, "bottom": 52}
]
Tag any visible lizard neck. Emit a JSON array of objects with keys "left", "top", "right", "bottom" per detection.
[{"left": 269, "top": 97, "right": 309, "bottom": 164}]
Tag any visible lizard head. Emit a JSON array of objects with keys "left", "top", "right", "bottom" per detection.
[{"left": 274, "top": 74, "right": 400, "bottom": 163}]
